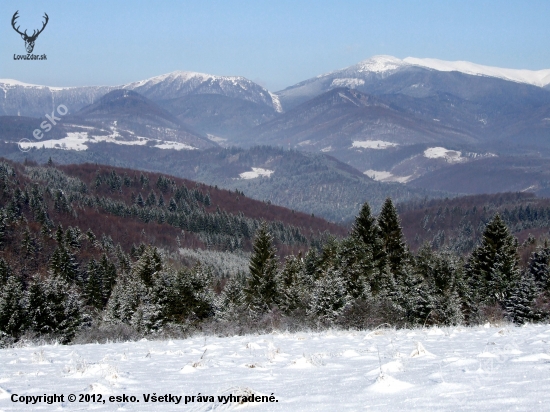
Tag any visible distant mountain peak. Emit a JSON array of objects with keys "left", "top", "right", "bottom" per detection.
[
  {"left": 354, "top": 55, "right": 407, "bottom": 73},
  {"left": 123, "top": 71, "right": 282, "bottom": 112}
]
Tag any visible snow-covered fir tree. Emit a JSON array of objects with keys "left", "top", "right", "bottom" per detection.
[{"left": 244, "top": 223, "right": 279, "bottom": 313}]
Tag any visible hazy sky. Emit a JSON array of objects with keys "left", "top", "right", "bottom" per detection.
[{"left": 1, "top": 0, "right": 550, "bottom": 91}]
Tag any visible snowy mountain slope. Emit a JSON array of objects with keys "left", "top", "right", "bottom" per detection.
[
  {"left": 0, "top": 71, "right": 281, "bottom": 118},
  {"left": 276, "top": 55, "right": 550, "bottom": 110},
  {"left": 123, "top": 71, "right": 281, "bottom": 112},
  {"left": 1, "top": 325, "right": 550, "bottom": 411},
  {"left": 404, "top": 56, "right": 550, "bottom": 87}
]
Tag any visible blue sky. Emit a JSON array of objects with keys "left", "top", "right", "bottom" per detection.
[{"left": 1, "top": 0, "right": 550, "bottom": 91}]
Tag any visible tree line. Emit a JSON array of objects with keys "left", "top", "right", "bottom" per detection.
[{"left": 1, "top": 159, "right": 550, "bottom": 345}]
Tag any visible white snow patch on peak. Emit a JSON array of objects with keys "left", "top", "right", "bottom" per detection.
[
  {"left": 331, "top": 78, "right": 365, "bottom": 88},
  {"left": 355, "top": 55, "right": 407, "bottom": 73},
  {"left": 239, "top": 168, "right": 274, "bottom": 179},
  {"left": 352, "top": 140, "right": 399, "bottom": 149},
  {"left": 424, "top": 147, "right": 465, "bottom": 163},
  {"left": 404, "top": 57, "right": 550, "bottom": 87}
]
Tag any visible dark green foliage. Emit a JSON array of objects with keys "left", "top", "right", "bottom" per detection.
[
  {"left": 25, "top": 276, "right": 84, "bottom": 343},
  {"left": 505, "top": 271, "right": 540, "bottom": 324},
  {"left": 351, "top": 202, "right": 379, "bottom": 247},
  {"left": 528, "top": 242, "right": 550, "bottom": 291},
  {"left": 307, "top": 268, "right": 350, "bottom": 323},
  {"left": 2, "top": 153, "right": 550, "bottom": 342},
  {"left": 156, "top": 264, "right": 214, "bottom": 323},
  {"left": 467, "top": 214, "right": 520, "bottom": 306},
  {"left": 132, "top": 247, "right": 162, "bottom": 287},
  {"left": 49, "top": 245, "right": 79, "bottom": 282},
  {"left": 415, "top": 246, "right": 465, "bottom": 325},
  {"left": 245, "top": 223, "right": 279, "bottom": 312},
  {"left": 0, "top": 275, "right": 25, "bottom": 338},
  {"left": 85, "top": 258, "right": 103, "bottom": 309},
  {"left": 378, "top": 198, "right": 409, "bottom": 274},
  {"left": 277, "top": 255, "right": 306, "bottom": 314}
]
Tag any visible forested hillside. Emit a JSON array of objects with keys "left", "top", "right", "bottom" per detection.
[
  {"left": 1, "top": 159, "right": 550, "bottom": 346},
  {"left": 398, "top": 192, "right": 550, "bottom": 257},
  {"left": 0, "top": 143, "right": 445, "bottom": 222}
]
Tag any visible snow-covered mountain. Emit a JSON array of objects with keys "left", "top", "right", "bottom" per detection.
[
  {"left": 403, "top": 57, "right": 550, "bottom": 87},
  {"left": 0, "top": 71, "right": 281, "bottom": 118},
  {"left": 276, "top": 55, "right": 550, "bottom": 109},
  {"left": 123, "top": 71, "right": 282, "bottom": 112}
]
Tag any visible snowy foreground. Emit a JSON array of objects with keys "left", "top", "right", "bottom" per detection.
[{"left": 1, "top": 325, "right": 550, "bottom": 411}]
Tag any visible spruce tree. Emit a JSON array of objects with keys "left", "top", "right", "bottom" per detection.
[
  {"left": 132, "top": 247, "right": 162, "bottom": 287},
  {"left": 0, "top": 275, "right": 26, "bottom": 339},
  {"left": 505, "top": 270, "right": 539, "bottom": 324},
  {"left": 307, "top": 268, "right": 350, "bottom": 323},
  {"left": 337, "top": 236, "right": 375, "bottom": 298},
  {"left": 85, "top": 258, "right": 104, "bottom": 309},
  {"left": 467, "top": 214, "right": 520, "bottom": 306},
  {"left": 245, "top": 223, "right": 279, "bottom": 313},
  {"left": 277, "top": 255, "right": 306, "bottom": 314},
  {"left": 215, "top": 272, "right": 247, "bottom": 320},
  {"left": 99, "top": 253, "right": 117, "bottom": 303},
  {"left": 25, "top": 276, "right": 84, "bottom": 343},
  {"left": 377, "top": 198, "right": 408, "bottom": 274},
  {"left": 528, "top": 242, "right": 550, "bottom": 291},
  {"left": 49, "top": 245, "right": 79, "bottom": 282},
  {"left": 415, "top": 246, "right": 465, "bottom": 325},
  {"left": 351, "top": 202, "right": 379, "bottom": 247}
]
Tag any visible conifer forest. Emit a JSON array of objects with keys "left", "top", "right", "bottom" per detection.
[{"left": 1, "top": 158, "right": 550, "bottom": 346}]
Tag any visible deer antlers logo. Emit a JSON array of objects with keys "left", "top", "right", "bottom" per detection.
[{"left": 11, "top": 11, "right": 49, "bottom": 54}]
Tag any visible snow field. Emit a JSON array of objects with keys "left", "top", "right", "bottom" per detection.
[
  {"left": 424, "top": 147, "right": 465, "bottom": 163},
  {"left": 239, "top": 168, "right": 274, "bottom": 179},
  {"left": 1, "top": 324, "right": 550, "bottom": 410},
  {"left": 364, "top": 170, "right": 412, "bottom": 184},
  {"left": 351, "top": 140, "right": 399, "bottom": 150},
  {"left": 16, "top": 132, "right": 196, "bottom": 152}
]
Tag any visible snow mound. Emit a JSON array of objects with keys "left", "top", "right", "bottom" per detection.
[
  {"left": 368, "top": 373, "right": 413, "bottom": 393},
  {"left": 513, "top": 353, "right": 550, "bottom": 362},
  {"left": 410, "top": 342, "right": 435, "bottom": 358},
  {"left": 0, "top": 386, "right": 10, "bottom": 399},
  {"left": 367, "top": 360, "right": 404, "bottom": 376}
]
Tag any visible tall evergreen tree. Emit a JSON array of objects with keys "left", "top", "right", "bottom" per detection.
[
  {"left": 215, "top": 272, "right": 247, "bottom": 320},
  {"left": 307, "top": 268, "right": 350, "bottom": 323},
  {"left": 49, "top": 245, "right": 79, "bottom": 282},
  {"left": 467, "top": 214, "right": 520, "bottom": 306},
  {"left": 528, "top": 242, "right": 550, "bottom": 291},
  {"left": 377, "top": 198, "right": 409, "bottom": 274},
  {"left": 132, "top": 247, "right": 162, "bottom": 287},
  {"left": 277, "top": 255, "right": 306, "bottom": 314},
  {"left": 25, "top": 276, "right": 84, "bottom": 343},
  {"left": 245, "top": 223, "right": 279, "bottom": 313},
  {"left": 0, "top": 275, "right": 26, "bottom": 339},
  {"left": 505, "top": 270, "right": 539, "bottom": 324},
  {"left": 85, "top": 258, "right": 104, "bottom": 309},
  {"left": 351, "top": 202, "right": 379, "bottom": 247}
]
